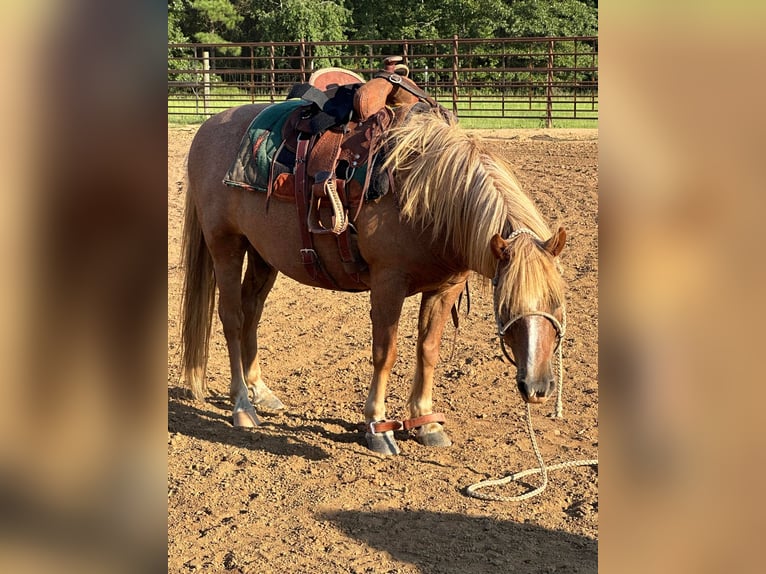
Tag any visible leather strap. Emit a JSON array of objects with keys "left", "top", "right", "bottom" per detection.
[
  {"left": 294, "top": 137, "right": 338, "bottom": 289},
  {"left": 402, "top": 413, "right": 446, "bottom": 431},
  {"left": 363, "top": 420, "right": 403, "bottom": 434},
  {"left": 308, "top": 129, "right": 348, "bottom": 235},
  {"left": 373, "top": 71, "right": 438, "bottom": 107},
  {"left": 333, "top": 179, "right": 365, "bottom": 283}
]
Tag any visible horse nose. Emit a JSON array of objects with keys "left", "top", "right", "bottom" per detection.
[{"left": 518, "top": 378, "right": 555, "bottom": 403}]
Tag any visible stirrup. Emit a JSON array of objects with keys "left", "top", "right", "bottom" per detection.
[{"left": 307, "top": 180, "right": 348, "bottom": 235}]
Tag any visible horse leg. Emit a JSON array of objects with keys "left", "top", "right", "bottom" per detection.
[
  {"left": 365, "top": 277, "right": 408, "bottom": 455},
  {"left": 241, "top": 246, "right": 284, "bottom": 412},
  {"left": 408, "top": 281, "right": 466, "bottom": 447},
  {"left": 208, "top": 235, "right": 259, "bottom": 428}
]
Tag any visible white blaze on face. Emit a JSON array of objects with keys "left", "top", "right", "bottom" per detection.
[
  {"left": 525, "top": 316, "right": 542, "bottom": 374},
  {"left": 525, "top": 315, "right": 554, "bottom": 381}
]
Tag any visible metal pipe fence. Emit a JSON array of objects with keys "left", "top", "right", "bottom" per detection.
[{"left": 168, "top": 36, "right": 597, "bottom": 127}]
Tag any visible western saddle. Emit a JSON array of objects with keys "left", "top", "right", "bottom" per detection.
[{"left": 276, "top": 56, "right": 445, "bottom": 289}]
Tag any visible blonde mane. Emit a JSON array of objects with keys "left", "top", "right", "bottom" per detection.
[{"left": 382, "top": 110, "right": 565, "bottom": 315}]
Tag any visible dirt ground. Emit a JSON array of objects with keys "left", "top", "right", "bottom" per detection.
[{"left": 168, "top": 124, "right": 598, "bottom": 574}]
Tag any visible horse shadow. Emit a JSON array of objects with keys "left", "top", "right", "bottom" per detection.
[
  {"left": 168, "top": 387, "right": 367, "bottom": 460},
  {"left": 319, "top": 509, "right": 597, "bottom": 574}
]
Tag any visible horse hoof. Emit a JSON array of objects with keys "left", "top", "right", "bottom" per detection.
[
  {"left": 248, "top": 385, "right": 286, "bottom": 412},
  {"left": 232, "top": 408, "right": 260, "bottom": 428},
  {"left": 416, "top": 428, "right": 452, "bottom": 447},
  {"left": 253, "top": 393, "right": 286, "bottom": 412},
  {"left": 365, "top": 431, "right": 400, "bottom": 455}
]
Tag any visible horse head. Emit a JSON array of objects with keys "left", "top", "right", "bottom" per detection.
[{"left": 489, "top": 227, "right": 567, "bottom": 403}]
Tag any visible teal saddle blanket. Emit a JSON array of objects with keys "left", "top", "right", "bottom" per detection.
[{"left": 222, "top": 99, "right": 371, "bottom": 193}]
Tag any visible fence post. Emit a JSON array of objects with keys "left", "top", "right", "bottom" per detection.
[
  {"left": 202, "top": 50, "right": 210, "bottom": 115},
  {"left": 368, "top": 44, "right": 374, "bottom": 75},
  {"left": 250, "top": 46, "right": 255, "bottom": 104},
  {"left": 269, "top": 44, "right": 276, "bottom": 103},
  {"left": 451, "top": 35, "right": 459, "bottom": 116},
  {"left": 546, "top": 40, "right": 554, "bottom": 128},
  {"left": 192, "top": 45, "right": 200, "bottom": 115},
  {"left": 300, "top": 39, "right": 306, "bottom": 83},
  {"left": 573, "top": 39, "right": 578, "bottom": 119}
]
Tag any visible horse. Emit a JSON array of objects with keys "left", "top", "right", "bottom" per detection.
[{"left": 180, "top": 103, "right": 567, "bottom": 455}]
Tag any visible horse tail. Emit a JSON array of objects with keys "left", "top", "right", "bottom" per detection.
[{"left": 180, "top": 185, "right": 216, "bottom": 400}]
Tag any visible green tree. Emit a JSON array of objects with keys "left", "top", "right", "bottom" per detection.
[
  {"left": 168, "top": 0, "right": 189, "bottom": 44},
  {"left": 168, "top": 0, "right": 199, "bottom": 92},
  {"left": 188, "top": 0, "right": 243, "bottom": 44},
  {"left": 348, "top": 0, "right": 509, "bottom": 40},
  {"left": 244, "top": 0, "right": 350, "bottom": 42},
  {"left": 502, "top": 0, "right": 597, "bottom": 38},
  {"left": 171, "top": 0, "right": 597, "bottom": 46},
  {"left": 440, "top": 0, "right": 510, "bottom": 38},
  {"left": 237, "top": 0, "right": 352, "bottom": 67}
]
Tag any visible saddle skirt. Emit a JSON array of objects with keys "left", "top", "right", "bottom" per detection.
[{"left": 222, "top": 98, "right": 303, "bottom": 195}]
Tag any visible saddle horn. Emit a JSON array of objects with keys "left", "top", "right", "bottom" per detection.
[{"left": 383, "top": 55, "right": 410, "bottom": 77}]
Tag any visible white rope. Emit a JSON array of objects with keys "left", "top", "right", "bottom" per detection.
[
  {"left": 505, "top": 227, "right": 542, "bottom": 242},
  {"left": 554, "top": 306, "right": 567, "bottom": 418},
  {"left": 466, "top": 404, "right": 598, "bottom": 502}
]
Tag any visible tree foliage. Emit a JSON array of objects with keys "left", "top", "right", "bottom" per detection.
[
  {"left": 241, "top": 0, "right": 350, "bottom": 43},
  {"left": 188, "top": 0, "right": 243, "bottom": 44},
  {"left": 346, "top": 0, "right": 511, "bottom": 40},
  {"left": 168, "top": 0, "right": 188, "bottom": 44},
  {"left": 502, "top": 0, "right": 597, "bottom": 37},
  {"left": 170, "top": 0, "right": 597, "bottom": 44}
]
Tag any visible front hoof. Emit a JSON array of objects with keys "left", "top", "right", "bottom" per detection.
[
  {"left": 232, "top": 407, "right": 260, "bottom": 428},
  {"left": 253, "top": 393, "right": 286, "bottom": 413},
  {"left": 248, "top": 385, "right": 286, "bottom": 412},
  {"left": 416, "top": 425, "right": 452, "bottom": 447},
  {"left": 365, "top": 431, "right": 400, "bottom": 455}
]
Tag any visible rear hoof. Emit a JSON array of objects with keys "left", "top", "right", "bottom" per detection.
[
  {"left": 248, "top": 385, "right": 286, "bottom": 412},
  {"left": 365, "top": 431, "right": 400, "bottom": 455},
  {"left": 232, "top": 407, "right": 260, "bottom": 428},
  {"left": 416, "top": 427, "right": 452, "bottom": 447}
]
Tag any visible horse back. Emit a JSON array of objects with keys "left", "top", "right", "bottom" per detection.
[{"left": 188, "top": 104, "right": 272, "bottom": 183}]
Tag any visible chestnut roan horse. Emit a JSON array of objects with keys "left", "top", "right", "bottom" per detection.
[{"left": 181, "top": 104, "right": 566, "bottom": 455}]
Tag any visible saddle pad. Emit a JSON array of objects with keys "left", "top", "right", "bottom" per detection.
[
  {"left": 223, "top": 99, "right": 387, "bottom": 202},
  {"left": 223, "top": 99, "right": 305, "bottom": 192}
]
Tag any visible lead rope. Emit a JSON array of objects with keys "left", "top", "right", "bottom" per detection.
[{"left": 466, "top": 307, "right": 598, "bottom": 502}]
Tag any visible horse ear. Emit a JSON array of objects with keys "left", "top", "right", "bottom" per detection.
[
  {"left": 490, "top": 234, "right": 509, "bottom": 260},
  {"left": 544, "top": 227, "right": 566, "bottom": 257}
]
